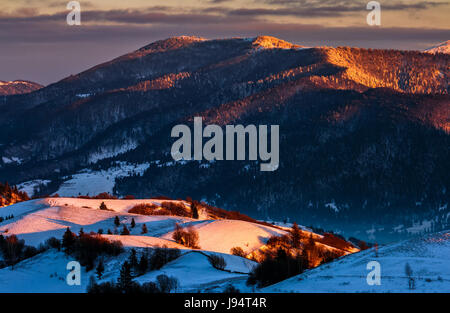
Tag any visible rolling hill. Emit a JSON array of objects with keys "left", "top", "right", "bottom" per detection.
[
  {"left": 0, "top": 197, "right": 448, "bottom": 293},
  {"left": 0, "top": 197, "right": 357, "bottom": 292},
  {"left": 264, "top": 230, "right": 450, "bottom": 293}
]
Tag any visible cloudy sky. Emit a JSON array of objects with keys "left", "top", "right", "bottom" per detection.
[{"left": 1, "top": 0, "right": 449, "bottom": 85}]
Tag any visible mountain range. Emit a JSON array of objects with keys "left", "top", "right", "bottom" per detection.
[{"left": 0, "top": 36, "right": 449, "bottom": 242}]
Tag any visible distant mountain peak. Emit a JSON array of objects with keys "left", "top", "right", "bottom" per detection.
[
  {"left": 133, "top": 35, "right": 304, "bottom": 56},
  {"left": 135, "top": 35, "right": 207, "bottom": 55},
  {"left": 0, "top": 80, "right": 43, "bottom": 95},
  {"left": 251, "top": 35, "right": 303, "bottom": 50},
  {"left": 424, "top": 40, "right": 450, "bottom": 54}
]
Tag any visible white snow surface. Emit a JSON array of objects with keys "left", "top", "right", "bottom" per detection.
[
  {"left": 1, "top": 197, "right": 447, "bottom": 293},
  {"left": 17, "top": 179, "right": 51, "bottom": 197},
  {"left": 55, "top": 162, "right": 149, "bottom": 197},
  {"left": 264, "top": 231, "right": 450, "bottom": 293},
  {"left": 0, "top": 250, "right": 89, "bottom": 293},
  {"left": 88, "top": 142, "right": 138, "bottom": 163},
  {"left": 0, "top": 197, "right": 277, "bottom": 292}
]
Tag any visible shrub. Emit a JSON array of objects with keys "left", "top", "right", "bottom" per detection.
[
  {"left": 0, "top": 234, "right": 47, "bottom": 268},
  {"left": 151, "top": 195, "right": 172, "bottom": 200},
  {"left": 184, "top": 227, "right": 200, "bottom": 249},
  {"left": 172, "top": 223, "right": 184, "bottom": 244},
  {"left": 129, "top": 202, "right": 192, "bottom": 217},
  {"left": 121, "top": 225, "right": 130, "bottom": 235},
  {"left": 96, "top": 259, "right": 105, "bottom": 279},
  {"left": 265, "top": 234, "right": 292, "bottom": 254},
  {"left": 77, "top": 193, "right": 118, "bottom": 200},
  {"left": 63, "top": 231, "right": 123, "bottom": 271},
  {"left": 230, "top": 247, "right": 246, "bottom": 257},
  {"left": 290, "top": 223, "right": 303, "bottom": 248},
  {"left": 318, "top": 233, "right": 356, "bottom": 252},
  {"left": 87, "top": 275, "right": 177, "bottom": 294},
  {"left": 87, "top": 280, "right": 121, "bottom": 294},
  {"left": 247, "top": 249, "right": 308, "bottom": 288},
  {"left": 156, "top": 274, "right": 179, "bottom": 293},
  {"left": 99, "top": 202, "right": 108, "bottom": 210},
  {"left": 45, "top": 237, "right": 61, "bottom": 250},
  {"left": 128, "top": 203, "right": 159, "bottom": 215},
  {"left": 223, "top": 284, "right": 240, "bottom": 293},
  {"left": 149, "top": 246, "right": 181, "bottom": 270},
  {"left": 94, "top": 192, "right": 118, "bottom": 199},
  {"left": 172, "top": 223, "right": 200, "bottom": 248},
  {"left": 208, "top": 254, "right": 227, "bottom": 270},
  {"left": 160, "top": 201, "right": 190, "bottom": 217},
  {"left": 140, "top": 282, "right": 160, "bottom": 293},
  {"left": 190, "top": 201, "right": 199, "bottom": 219},
  {"left": 1, "top": 235, "right": 25, "bottom": 265}
]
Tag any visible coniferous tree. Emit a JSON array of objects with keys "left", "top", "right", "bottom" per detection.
[
  {"left": 131, "top": 218, "right": 136, "bottom": 228},
  {"left": 121, "top": 225, "right": 130, "bottom": 235},
  {"left": 141, "top": 224, "right": 148, "bottom": 234},
  {"left": 114, "top": 216, "right": 120, "bottom": 227},
  {"left": 191, "top": 201, "right": 199, "bottom": 219},
  {"left": 290, "top": 223, "right": 302, "bottom": 249},
  {"left": 96, "top": 259, "right": 105, "bottom": 279},
  {"left": 117, "top": 261, "right": 132, "bottom": 292},
  {"left": 128, "top": 249, "right": 138, "bottom": 274},
  {"left": 62, "top": 227, "right": 76, "bottom": 253},
  {"left": 87, "top": 276, "right": 97, "bottom": 293},
  {"left": 138, "top": 252, "right": 149, "bottom": 274},
  {"left": 99, "top": 202, "right": 108, "bottom": 211}
]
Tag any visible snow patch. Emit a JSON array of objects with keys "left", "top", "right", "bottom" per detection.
[
  {"left": 56, "top": 162, "right": 149, "bottom": 197},
  {"left": 2, "top": 156, "right": 22, "bottom": 164},
  {"left": 326, "top": 202, "right": 339, "bottom": 213},
  {"left": 88, "top": 141, "right": 138, "bottom": 163},
  {"left": 17, "top": 180, "right": 51, "bottom": 197}
]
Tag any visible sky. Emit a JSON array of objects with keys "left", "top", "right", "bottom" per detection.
[{"left": 0, "top": 0, "right": 449, "bottom": 85}]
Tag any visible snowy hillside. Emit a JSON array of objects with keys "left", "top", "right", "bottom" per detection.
[
  {"left": 0, "top": 197, "right": 361, "bottom": 292},
  {"left": 0, "top": 198, "right": 282, "bottom": 251},
  {"left": 1, "top": 197, "right": 447, "bottom": 293},
  {"left": 424, "top": 40, "right": 450, "bottom": 54},
  {"left": 264, "top": 231, "right": 450, "bottom": 293}
]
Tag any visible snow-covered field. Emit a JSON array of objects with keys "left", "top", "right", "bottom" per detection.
[
  {"left": 55, "top": 162, "right": 149, "bottom": 197},
  {"left": 264, "top": 231, "right": 450, "bottom": 293},
  {"left": 0, "top": 250, "right": 89, "bottom": 293},
  {"left": 1, "top": 198, "right": 448, "bottom": 293},
  {"left": 17, "top": 179, "right": 51, "bottom": 197},
  {"left": 0, "top": 198, "right": 278, "bottom": 292}
]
